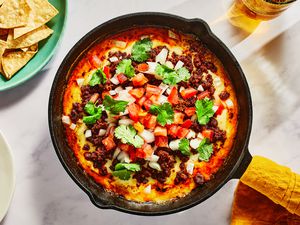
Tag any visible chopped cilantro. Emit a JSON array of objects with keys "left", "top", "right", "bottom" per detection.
[
  {"left": 89, "top": 68, "right": 107, "bottom": 86},
  {"left": 103, "top": 95, "right": 128, "bottom": 115},
  {"left": 114, "top": 125, "right": 144, "bottom": 148},
  {"left": 195, "top": 99, "right": 214, "bottom": 125},
  {"left": 115, "top": 163, "right": 141, "bottom": 172},
  {"left": 131, "top": 38, "right": 152, "bottom": 62},
  {"left": 155, "top": 64, "right": 191, "bottom": 85},
  {"left": 112, "top": 169, "right": 131, "bottom": 180},
  {"left": 197, "top": 138, "right": 213, "bottom": 162},
  {"left": 149, "top": 102, "right": 174, "bottom": 126},
  {"left": 116, "top": 59, "right": 135, "bottom": 77},
  {"left": 178, "top": 138, "right": 191, "bottom": 156},
  {"left": 82, "top": 102, "right": 102, "bottom": 124}
]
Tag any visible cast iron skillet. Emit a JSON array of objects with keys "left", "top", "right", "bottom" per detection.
[{"left": 48, "top": 12, "right": 252, "bottom": 216}]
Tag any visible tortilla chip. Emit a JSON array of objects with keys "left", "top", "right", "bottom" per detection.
[
  {"left": 0, "top": 0, "right": 31, "bottom": 29},
  {"left": 1, "top": 44, "right": 38, "bottom": 79},
  {"left": 0, "top": 0, "right": 5, "bottom": 5},
  {"left": 6, "top": 29, "right": 13, "bottom": 42},
  {"left": 7, "top": 25, "right": 53, "bottom": 49},
  {"left": 0, "top": 40, "right": 7, "bottom": 74},
  {"left": 14, "top": 0, "right": 58, "bottom": 39},
  {"left": 231, "top": 182, "right": 300, "bottom": 225}
]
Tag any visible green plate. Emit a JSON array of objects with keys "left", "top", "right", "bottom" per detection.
[{"left": 0, "top": 0, "right": 67, "bottom": 91}]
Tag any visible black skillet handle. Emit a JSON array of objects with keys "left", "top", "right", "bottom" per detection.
[{"left": 231, "top": 149, "right": 253, "bottom": 179}]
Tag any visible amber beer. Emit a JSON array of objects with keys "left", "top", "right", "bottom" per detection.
[{"left": 227, "top": 0, "right": 297, "bottom": 32}]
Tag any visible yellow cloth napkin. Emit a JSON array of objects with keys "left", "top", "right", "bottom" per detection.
[{"left": 231, "top": 156, "right": 300, "bottom": 224}]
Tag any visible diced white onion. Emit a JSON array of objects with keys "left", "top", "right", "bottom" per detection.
[
  {"left": 168, "top": 30, "right": 178, "bottom": 39},
  {"left": 115, "top": 86, "right": 123, "bottom": 93},
  {"left": 186, "top": 130, "right": 196, "bottom": 139},
  {"left": 191, "top": 115, "right": 197, "bottom": 122},
  {"left": 197, "top": 133, "right": 204, "bottom": 139},
  {"left": 146, "top": 62, "right": 158, "bottom": 74},
  {"left": 144, "top": 184, "right": 152, "bottom": 194},
  {"left": 155, "top": 48, "right": 168, "bottom": 65},
  {"left": 85, "top": 130, "right": 92, "bottom": 138},
  {"left": 226, "top": 99, "right": 234, "bottom": 107},
  {"left": 117, "top": 151, "right": 130, "bottom": 163},
  {"left": 113, "top": 40, "right": 127, "bottom": 48},
  {"left": 140, "top": 35, "right": 149, "bottom": 40},
  {"left": 98, "top": 129, "right": 106, "bottom": 136},
  {"left": 109, "top": 90, "right": 117, "bottom": 95},
  {"left": 149, "top": 162, "right": 162, "bottom": 171},
  {"left": 166, "top": 88, "right": 172, "bottom": 95},
  {"left": 158, "top": 95, "right": 168, "bottom": 104},
  {"left": 212, "top": 105, "right": 219, "bottom": 112},
  {"left": 174, "top": 60, "right": 184, "bottom": 70},
  {"left": 146, "top": 154, "right": 159, "bottom": 162},
  {"left": 190, "top": 138, "right": 201, "bottom": 149},
  {"left": 169, "top": 139, "right": 180, "bottom": 151},
  {"left": 109, "top": 56, "right": 119, "bottom": 62},
  {"left": 165, "top": 61, "right": 174, "bottom": 69},
  {"left": 69, "top": 123, "right": 76, "bottom": 130},
  {"left": 118, "top": 118, "right": 134, "bottom": 126},
  {"left": 112, "top": 148, "right": 121, "bottom": 159},
  {"left": 197, "top": 85, "right": 204, "bottom": 92},
  {"left": 158, "top": 83, "right": 169, "bottom": 94},
  {"left": 179, "top": 86, "right": 185, "bottom": 93},
  {"left": 125, "top": 86, "right": 133, "bottom": 91},
  {"left": 110, "top": 76, "right": 120, "bottom": 85},
  {"left": 62, "top": 115, "right": 71, "bottom": 125},
  {"left": 139, "top": 130, "right": 155, "bottom": 143},
  {"left": 76, "top": 78, "right": 85, "bottom": 87},
  {"left": 119, "top": 109, "right": 129, "bottom": 116},
  {"left": 186, "top": 162, "right": 194, "bottom": 175},
  {"left": 115, "top": 90, "right": 136, "bottom": 103},
  {"left": 214, "top": 77, "right": 222, "bottom": 86}
]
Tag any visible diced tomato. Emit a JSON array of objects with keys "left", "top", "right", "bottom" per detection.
[
  {"left": 202, "top": 129, "right": 214, "bottom": 141},
  {"left": 102, "top": 91, "right": 110, "bottom": 99},
  {"left": 116, "top": 73, "right": 128, "bottom": 84},
  {"left": 143, "top": 114, "right": 157, "bottom": 130},
  {"left": 180, "top": 88, "right": 198, "bottom": 99},
  {"left": 137, "top": 96, "right": 146, "bottom": 106},
  {"left": 129, "top": 88, "right": 145, "bottom": 99},
  {"left": 176, "top": 127, "right": 189, "bottom": 139},
  {"left": 133, "top": 122, "right": 144, "bottom": 133},
  {"left": 154, "top": 126, "right": 167, "bottom": 136},
  {"left": 119, "top": 143, "right": 134, "bottom": 152},
  {"left": 146, "top": 84, "right": 161, "bottom": 97},
  {"left": 137, "top": 63, "right": 149, "bottom": 72},
  {"left": 185, "top": 107, "right": 196, "bottom": 117},
  {"left": 88, "top": 54, "right": 101, "bottom": 68},
  {"left": 135, "top": 148, "right": 146, "bottom": 159},
  {"left": 182, "top": 119, "right": 192, "bottom": 129},
  {"left": 155, "top": 136, "right": 169, "bottom": 147},
  {"left": 132, "top": 73, "right": 148, "bottom": 86},
  {"left": 127, "top": 103, "right": 140, "bottom": 122},
  {"left": 197, "top": 90, "right": 210, "bottom": 100},
  {"left": 138, "top": 109, "right": 148, "bottom": 117},
  {"left": 103, "top": 66, "right": 111, "bottom": 79},
  {"left": 128, "top": 149, "right": 137, "bottom": 161},
  {"left": 173, "top": 112, "right": 185, "bottom": 124},
  {"left": 168, "top": 125, "right": 179, "bottom": 138},
  {"left": 143, "top": 99, "right": 153, "bottom": 111},
  {"left": 102, "top": 136, "right": 116, "bottom": 151},
  {"left": 215, "top": 103, "right": 225, "bottom": 116},
  {"left": 168, "top": 86, "right": 179, "bottom": 105},
  {"left": 149, "top": 95, "right": 159, "bottom": 104}
]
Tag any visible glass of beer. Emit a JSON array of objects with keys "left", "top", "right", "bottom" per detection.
[{"left": 227, "top": 0, "right": 297, "bottom": 32}]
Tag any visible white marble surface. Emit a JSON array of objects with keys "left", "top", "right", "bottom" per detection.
[{"left": 1, "top": 0, "right": 300, "bottom": 224}]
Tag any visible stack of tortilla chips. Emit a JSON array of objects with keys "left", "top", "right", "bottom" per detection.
[{"left": 0, "top": 0, "right": 58, "bottom": 80}]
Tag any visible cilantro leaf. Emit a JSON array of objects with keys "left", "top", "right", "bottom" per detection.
[
  {"left": 112, "top": 169, "right": 131, "bottom": 180},
  {"left": 155, "top": 64, "right": 191, "bottom": 85},
  {"left": 149, "top": 102, "right": 174, "bottom": 126},
  {"left": 103, "top": 95, "right": 128, "bottom": 115},
  {"left": 89, "top": 69, "right": 107, "bottom": 86},
  {"left": 82, "top": 102, "right": 102, "bottom": 124},
  {"left": 131, "top": 38, "right": 152, "bottom": 62},
  {"left": 114, "top": 125, "right": 144, "bottom": 148},
  {"left": 115, "top": 163, "right": 141, "bottom": 172},
  {"left": 116, "top": 59, "right": 135, "bottom": 78},
  {"left": 195, "top": 99, "right": 214, "bottom": 125},
  {"left": 178, "top": 138, "right": 191, "bottom": 156},
  {"left": 197, "top": 138, "right": 213, "bottom": 162}
]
